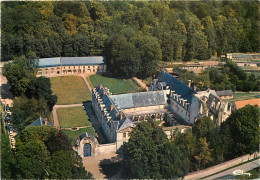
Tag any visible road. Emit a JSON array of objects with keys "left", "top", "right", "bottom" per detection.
[{"left": 203, "top": 158, "right": 259, "bottom": 179}]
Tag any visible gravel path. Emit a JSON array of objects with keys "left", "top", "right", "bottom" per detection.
[{"left": 133, "top": 77, "right": 148, "bottom": 91}]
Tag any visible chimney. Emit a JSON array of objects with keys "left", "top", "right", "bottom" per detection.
[
  {"left": 110, "top": 104, "right": 114, "bottom": 111},
  {"left": 120, "top": 112, "right": 123, "bottom": 120},
  {"left": 188, "top": 80, "right": 191, "bottom": 88},
  {"left": 44, "top": 118, "right": 47, "bottom": 125},
  {"left": 103, "top": 90, "right": 106, "bottom": 95},
  {"left": 99, "top": 85, "right": 102, "bottom": 89}
]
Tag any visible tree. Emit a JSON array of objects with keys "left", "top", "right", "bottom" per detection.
[
  {"left": 123, "top": 120, "right": 169, "bottom": 179},
  {"left": 192, "top": 116, "right": 215, "bottom": 139},
  {"left": 194, "top": 137, "right": 213, "bottom": 170},
  {"left": 25, "top": 76, "right": 57, "bottom": 112},
  {"left": 106, "top": 35, "right": 141, "bottom": 78},
  {"left": 134, "top": 35, "right": 162, "bottom": 78},
  {"left": 157, "top": 142, "right": 189, "bottom": 179},
  {"left": 15, "top": 126, "right": 92, "bottom": 179},
  {"left": 221, "top": 105, "right": 259, "bottom": 158},
  {"left": 3, "top": 53, "right": 38, "bottom": 96}
]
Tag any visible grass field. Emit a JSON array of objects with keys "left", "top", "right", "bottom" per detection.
[
  {"left": 50, "top": 76, "right": 91, "bottom": 105},
  {"left": 57, "top": 107, "right": 91, "bottom": 128},
  {"left": 227, "top": 92, "right": 260, "bottom": 102},
  {"left": 61, "top": 127, "right": 97, "bottom": 145},
  {"left": 89, "top": 74, "right": 139, "bottom": 94}
]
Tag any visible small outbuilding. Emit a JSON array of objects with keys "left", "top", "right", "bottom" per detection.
[{"left": 216, "top": 90, "right": 234, "bottom": 99}]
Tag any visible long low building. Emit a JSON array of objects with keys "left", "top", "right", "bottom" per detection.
[{"left": 37, "top": 56, "right": 106, "bottom": 76}]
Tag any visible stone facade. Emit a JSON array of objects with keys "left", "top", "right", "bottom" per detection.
[
  {"left": 36, "top": 56, "right": 106, "bottom": 76},
  {"left": 150, "top": 70, "right": 233, "bottom": 125},
  {"left": 87, "top": 70, "right": 233, "bottom": 156},
  {"left": 38, "top": 64, "right": 106, "bottom": 76}
]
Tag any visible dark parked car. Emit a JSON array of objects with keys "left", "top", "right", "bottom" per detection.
[{"left": 6, "top": 104, "right": 10, "bottom": 111}]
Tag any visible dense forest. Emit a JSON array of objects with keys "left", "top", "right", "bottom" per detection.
[{"left": 2, "top": 1, "right": 259, "bottom": 77}]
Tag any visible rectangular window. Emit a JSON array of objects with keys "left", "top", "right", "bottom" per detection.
[
  {"left": 123, "top": 133, "right": 127, "bottom": 138},
  {"left": 88, "top": 66, "right": 90, "bottom": 68}
]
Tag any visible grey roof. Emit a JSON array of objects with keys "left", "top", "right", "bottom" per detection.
[
  {"left": 26, "top": 117, "right": 54, "bottom": 128},
  {"left": 232, "top": 53, "right": 252, "bottom": 59},
  {"left": 61, "top": 57, "right": 106, "bottom": 66},
  {"left": 110, "top": 91, "right": 167, "bottom": 109},
  {"left": 157, "top": 70, "right": 196, "bottom": 103},
  {"left": 76, "top": 132, "right": 95, "bottom": 146},
  {"left": 95, "top": 85, "right": 128, "bottom": 129},
  {"left": 38, "top": 56, "right": 106, "bottom": 68},
  {"left": 38, "top": 57, "right": 61, "bottom": 68},
  {"left": 216, "top": 90, "right": 233, "bottom": 97}
]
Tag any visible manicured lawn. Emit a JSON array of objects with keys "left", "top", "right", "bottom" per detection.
[
  {"left": 61, "top": 127, "right": 97, "bottom": 145},
  {"left": 57, "top": 107, "right": 91, "bottom": 128},
  {"left": 50, "top": 76, "right": 91, "bottom": 105},
  {"left": 227, "top": 92, "right": 260, "bottom": 102},
  {"left": 89, "top": 74, "right": 139, "bottom": 94}
]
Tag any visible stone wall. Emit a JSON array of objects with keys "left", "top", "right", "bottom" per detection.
[{"left": 96, "top": 143, "right": 117, "bottom": 155}]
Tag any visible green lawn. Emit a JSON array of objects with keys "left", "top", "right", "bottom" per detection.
[
  {"left": 89, "top": 74, "right": 139, "bottom": 94},
  {"left": 57, "top": 107, "right": 91, "bottom": 128},
  {"left": 61, "top": 127, "right": 97, "bottom": 145},
  {"left": 227, "top": 92, "right": 260, "bottom": 102},
  {"left": 50, "top": 76, "right": 91, "bottom": 105}
]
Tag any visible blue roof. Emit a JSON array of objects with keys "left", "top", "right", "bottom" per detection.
[
  {"left": 61, "top": 57, "right": 106, "bottom": 66},
  {"left": 38, "top": 56, "right": 106, "bottom": 68},
  {"left": 157, "top": 70, "right": 196, "bottom": 103},
  {"left": 110, "top": 91, "right": 167, "bottom": 109},
  {"left": 38, "top": 57, "right": 60, "bottom": 68},
  {"left": 96, "top": 85, "right": 127, "bottom": 123},
  {"left": 26, "top": 117, "right": 54, "bottom": 128}
]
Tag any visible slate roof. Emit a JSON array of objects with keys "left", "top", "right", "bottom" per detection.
[
  {"left": 61, "top": 57, "right": 106, "bottom": 66},
  {"left": 38, "top": 57, "right": 61, "bottom": 67},
  {"left": 38, "top": 56, "right": 106, "bottom": 68},
  {"left": 216, "top": 90, "right": 233, "bottom": 97},
  {"left": 157, "top": 70, "right": 196, "bottom": 103},
  {"left": 95, "top": 85, "right": 134, "bottom": 131},
  {"left": 110, "top": 91, "right": 167, "bottom": 109},
  {"left": 26, "top": 117, "right": 54, "bottom": 128},
  {"left": 232, "top": 53, "right": 252, "bottom": 59}
]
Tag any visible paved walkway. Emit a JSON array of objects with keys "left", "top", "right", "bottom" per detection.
[
  {"left": 133, "top": 77, "right": 148, "bottom": 91},
  {"left": 203, "top": 159, "right": 259, "bottom": 179},
  {"left": 82, "top": 153, "right": 122, "bottom": 179},
  {"left": 81, "top": 75, "right": 93, "bottom": 92}
]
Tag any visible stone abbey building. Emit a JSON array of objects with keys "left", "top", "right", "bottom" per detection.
[
  {"left": 91, "top": 70, "right": 233, "bottom": 152},
  {"left": 37, "top": 56, "right": 106, "bottom": 76}
]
